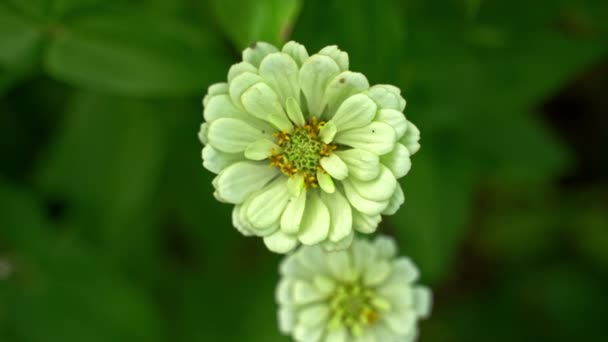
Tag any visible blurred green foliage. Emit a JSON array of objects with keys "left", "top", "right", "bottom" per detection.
[{"left": 1, "top": 0, "right": 607, "bottom": 341}]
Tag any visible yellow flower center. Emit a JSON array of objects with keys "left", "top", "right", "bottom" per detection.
[
  {"left": 328, "top": 283, "right": 383, "bottom": 337},
  {"left": 270, "top": 117, "right": 336, "bottom": 187}
]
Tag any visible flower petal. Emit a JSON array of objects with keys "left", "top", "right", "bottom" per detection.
[
  {"left": 334, "top": 149, "right": 380, "bottom": 181},
  {"left": 207, "top": 118, "right": 270, "bottom": 153},
  {"left": 298, "top": 191, "right": 330, "bottom": 245},
  {"left": 241, "top": 82, "right": 293, "bottom": 131},
  {"left": 382, "top": 185, "right": 405, "bottom": 216},
  {"left": 246, "top": 177, "right": 290, "bottom": 230},
  {"left": 317, "top": 170, "right": 335, "bottom": 193},
  {"left": 298, "top": 304, "right": 329, "bottom": 327},
  {"left": 330, "top": 93, "right": 377, "bottom": 132},
  {"left": 363, "top": 260, "right": 391, "bottom": 287},
  {"left": 320, "top": 154, "right": 348, "bottom": 180},
  {"left": 227, "top": 61, "right": 257, "bottom": 83},
  {"left": 323, "top": 71, "right": 370, "bottom": 119},
  {"left": 400, "top": 120, "right": 420, "bottom": 155},
  {"left": 293, "top": 279, "right": 327, "bottom": 304},
  {"left": 322, "top": 230, "right": 354, "bottom": 252},
  {"left": 366, "top": 84, "right": 406, "bottom": 111},
  {"left": 373, "top": 235, "right": 398, "bottom": 259},
  {"left": 319, "top": 121, "right": 337, "bottom": 143},
  {"left": 242, "top": 41, "right": 279, "bottom": 67},
  {"left": 384, "top": 309, "right": 416, "bottom": 336},
  {"left": 412, "top": 286, "right": 433, "bottom": 318},
  {"left": 198, "top": 122, "right": 208, "bottom": 144},
  {"left": 259, "top": 52, "right": 300, "bottom": 106},
  {"left": 232, "top": 205, "right": 253, "bottom": 236},
  {"left": 202, "top": 82, "right": 228, "bottom": 107},
  {"left": 282, "top": 41, "right": 309, "bottom": 66},
  {"left": 352, "top": 209, "right": 382, "bottom": 234},
  {"left": 318, "top": 45, "right": 349, "bottom": 71},
  {"left": 343, "top": 180, "right": 389, "bottom": 216},
  {"left": 202, "top": 145, "right": 243, "bottom": 174},
  {"left": 381, "top": 143, "right": 411, "bottom": 178},
  {"left": 320, "top": 190, "right": 352, "bottom": 243},
  {"left": 375, "top": 108, "right": 407, "bottom": 139},
  {"left": 286, "top": 96, "right": 305, "bottom": 126},
  {"left": 204, "top": 94, "right": 246, "bottom": 121},
  {"left": 214, "top": 161, "right": 279, "bottom": 204},
  {"left": 299, "top": 55, "right": 340, "bottom": 118},
  {"left": 281, "top": 188, "right": 307, "bottom": 235},
  {"left": 334, "top": 122, "right": 396, "bottom": 155},
  {"left": 245, "top": 139, "right": 281, "bottom": 161},
  {"left": 229, "top": 71, "right": 262, "bottom": 109},
  {"left": 264, "top": 230, "right": 299, "bottom": 254},
  {"left": 348, "top": 165, "right": 397, "bottom": 201},
  {"left": 325, "top": 327, "right": 347, "bottom": 342},
  {"left": 278, "top": 307, "right": 296, "bottom": 334}
]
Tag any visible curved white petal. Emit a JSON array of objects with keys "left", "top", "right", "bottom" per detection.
[
  {"left": 322, "top": 230, "right": 354, "bottom": 252},
  {"left": 375, "top": 108, "right": 407, "bottom": 139},
  {"left": 229, "top": 71, "right": 262, "bottom": 109},
  {"left": 232, "top": 205, "right": 253, "bottom": 236},
  {"left": 382, "top": 184, "right": 405, "bottom": 216},
  {"left": 323, "top": 71, "right": 370, "bottom": 119},
  {"left": 363, "top": 260, "right": 391, "bottom": 287},
  {"left": 207, "top": 118, "right": 270, "bottom": 153},
  {"left": 317, "top": 170, "right": 335, "bottom": 193},
  {"left": 278, "top": 307, "right": 296, "bottom": 334},
  {"left": 400, "top": 121, "right": 420, "bottom": 155},
  {"left": 259, "top": 52, "right": 300, "bottom": 106},
  {"left": 214, "top": 161, "right": 279, "bottom": 204},
  {"left": 264, "top": 230, "right": 299, "bottom": 254},
  {"left": 202, "top": 145, "right": 243, "bottom": 174},
  {"left": 319, "top": 121, "right": 337, "bottom": 143},
  {"left": 286, "top": 96, "right": 305, "bottom": 126},
  {"left": 299, "top": 55, "right": 340, "bottom": 118},
  {"left": 298, "top": 191, "right": 330, "bottom": 245},
  {"left": 373, "top": 235, "right": 398, "bottom": 259},
  {"left": 334, "top": 149, "right": 380, "bottom": 181},
  {"left": 412, "top": 286, "right": 433, "bottom": 318},
  {"left": 325, "top": 327, "right": 347, "bottom": 342},
  {"left": 246, "top": 177, "right": 290, "bottom": 230},
  {"left": 242, "top": 41, "right": 279, "bottom": 67},
  {"left": 330, "top": 93, "right": 377, "bottom": 132},
  {"left": 352, "top": 209, "right": 382, "bottom": 234},
  {"left": 282, "top": 41, "right": 309, "bottom": 66},
  {"left": 319, "top": 190, "right": 352, "bottom": 243},
  {"left": 298, "top": 304, "right": 329, "bottom": 327},
  {"left": 202, "top": 82, "right": 228, "bottom": 107},
  {"left": 320, "top": 154, "right": 348, "bottom": 180},
  {"left": 204, "top": 94, "right": 246, "bottom": 121},
  {"left": 343, "top": 180, "right": 389, "bottom": 216},
  {"left": 245, "top": 139, "right": 281, "bottom": 161},
  {"left": 227, "top": 61, "right": 257, "bottom": 83},
  {"left": 381, "top": 144, "right": 411, "bottom": 179},
  {"left": 366, "top": 84, "right": 406, "bottom": 111},
  {"left": 383, "top": 309, "right": 416, "bottom": 336},
  {"left": 241, "top": 82, "right": 293, "bottom": 132},
  {"left": 318, "top": 45, "right": 349, "bottom": 71},
  {"left": 334, "top": 122, "right": 396, "bottom": 155},
  {"left": 348, "top": 165, "right": 397, "bottom": 201},
  {"left": 198, "top": 122, "right": 208, "bottom": 144},
  {"left": 292, "top": 279, "right": 327, "bottom": 304},
  {"left": 281, "top": 188, "right": 307, "bottom": 235}
]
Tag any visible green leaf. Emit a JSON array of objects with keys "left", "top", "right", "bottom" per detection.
[
  {"left": 0, "top": 3, "right": 43, "bottom": 69},
  {"left": 0, "top": 181, "right": 164, "bottom": 342},
  {"left": 34, "top": 92, "right": 169, "bottom": 256},
  {"left": 211, "top": 0, "right": 302, "bottom": 49},
  {"left": 44, "top": 10, "right": 227, "bottom": 96}
]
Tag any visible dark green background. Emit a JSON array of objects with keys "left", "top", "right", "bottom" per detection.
[{"left": 1, "top": 0, "right": 607, "bottom": 341}]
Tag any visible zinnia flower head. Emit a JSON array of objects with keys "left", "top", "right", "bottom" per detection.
[
  {"left": 276, "top": 235, "right": 432, "bottom": 341},
  {"left": 199, "top": 41, "right": 420, "bottom": 253}
]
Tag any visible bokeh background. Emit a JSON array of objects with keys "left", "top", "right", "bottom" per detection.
[{"left": 1, "top": 0, "right": 608, "bottom": 341}]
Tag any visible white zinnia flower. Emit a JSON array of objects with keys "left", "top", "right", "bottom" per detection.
[
  {"left": 276, "top": 235, "right": 432, "bottom": 341},
  {"left": 199, "top": 41, "right": 420, "bottom": 253}
]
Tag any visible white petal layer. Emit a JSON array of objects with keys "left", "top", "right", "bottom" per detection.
[
  {"left": 229, "top": 71, "right": 262, "bottom": 109},
  {"left": 299, "top": 55, "right": 340, "bottom": 117},
  {"left": 323, "top": 71, "right": 370, "bottom": 119},
  {"left": 343, "top": 180, "right": 389, "bottom": 216},
  {"left": 241, "top": 82, "right": 292, "bottom": 131},
  {"left": 246, "top": 177, "right": 290, "bottom": 230},
  {"left": 202, "top": 145, "right": 243, "bottom": 174},
  {"left": 207, "top": 118, "right": 270, "bottom": 153},
  {"left": 366, "top": 84, "right": 406, "bottom": 111},
  {"left": 298, "top": 191, "right": 330, "bottom": 245},
  {"left": 348, "top": 165, "right": 397, "bottom": 202},
  {"left": 318, "top": 45, "right": 349, "bottom": 71},
  {"left": 320, "top": 154, "right": 348, "bottom": 180},
  {"left": 320, "top": 190, "right": 352, "bottom": 242},
  {"left": 330, "top": 93, "right": 377, "bottom": 132},
  {"left": 259, "top": 52, "right": 300, "bottom": 106},
  {"left": 242, "top": 42, "right": 279, "bottom": 67},
  {"left": 227, "top": 61, "right": 257, "bottom": 83},
  {"left": 381, "top": 143, "right": 411, "bottom": 179},
  {"left": 281, "top": 188, "right": 307, "bottom": 235},
  {"left": 282, "top": 41, "right": 309, "bottom": 66},
  {"left": 214, "top": 161, "right": 279, "bottom": 204},
  {"left": 382, "top": 184, "right": 405, "bottom": 216},
  {"left": 375, "top": 108, "right": 407, "bottom": 139},
  {"left": 335, "top": 122, "right": 396, "bottom": 155},
  {"left": 400, "top": 121, "right": 420, "bottom": 155},
  {"left": 352, "top": 210, "right": 382, "bottom": 234},
  {"left": 264, "top": 230, "right": 298, "bottom": 254},
  {"left": 334, "top": 149, "right": 380, "bottom": 181}
]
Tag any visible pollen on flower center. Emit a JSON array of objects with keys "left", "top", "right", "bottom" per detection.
[
  {"left": 270, "top": 117, "right": 336, "bottom": 187},
  {"left": 328, "top": 283, "right": 381, "bottom": 337}
]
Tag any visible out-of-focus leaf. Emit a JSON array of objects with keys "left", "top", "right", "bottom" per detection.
[
  {"left": 45, "top": 10, "right": 227, "bottom": 96},
  {"left": 211, "top": 0, "right": 302, "bottom": 49},
  {"left": 0, "top": 180, "right": 165, "bottom": 342},
  {"left": 294, "top": 0, "right": 405, "bottom": 82},
  {"left": 0, "top": 3, "right": 43, "bottom": 69},
  {"left": 34, "top": 92, "right": 169, "bottom": 259},
  {"left": 390, "top": 149, "right": 478, "bottom": 284}
]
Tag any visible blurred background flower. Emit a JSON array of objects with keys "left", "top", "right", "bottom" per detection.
[{"left": 1, "top": 0, "right": 607, "bottom": 341}]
